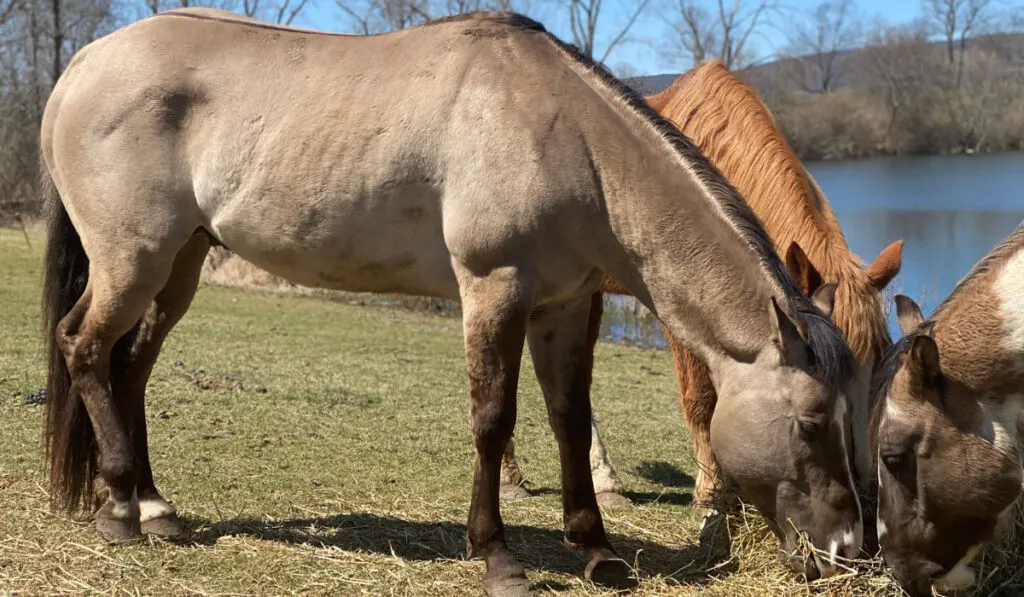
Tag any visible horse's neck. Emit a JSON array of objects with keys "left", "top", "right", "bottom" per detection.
[
  {"left": 586, "top": 119, "right": 779, "bottom": 371},
  {"left": 935, "top": 245, "right": 1024, "bottom": 396}
]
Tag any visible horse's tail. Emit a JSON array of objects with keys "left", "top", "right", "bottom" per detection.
[{"left": 41, "top": 155, "right": 96, "bottom": 512}]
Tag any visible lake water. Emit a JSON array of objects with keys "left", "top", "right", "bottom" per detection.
[{"left": 600, "top": 152, "right": 1024, "bottom": 348}]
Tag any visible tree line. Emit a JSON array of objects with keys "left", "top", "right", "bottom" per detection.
[{"left": 3, "top": 0, "right": 1024, "bottom": 216}]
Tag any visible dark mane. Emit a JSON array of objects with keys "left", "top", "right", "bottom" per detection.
[
  {"left": 482, "top": 12, "right": 854, "bottom": 390},
  {"left": 868, "top": 332, "right": 916, "bottom": 453}
]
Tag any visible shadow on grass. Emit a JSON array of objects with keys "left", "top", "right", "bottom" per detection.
[
  {"left": 633, "top": 461, "right": 694, "bottom": 489},
  {"left": 186, "top": 512, "right": 733, "bottom": 586},
  {"left": 507, "top": 485, "right": 692, "bottom": 507}
]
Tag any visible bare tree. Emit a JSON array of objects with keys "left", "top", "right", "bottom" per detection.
[
  {"left": 0, "top": 0, "right": 121, "bottom": 214},
  {"left": 337, "top": 0, "right": 429, "bottom": 34},
  {"left": 145, "top": 0, "right": 238, "bottom": 15},
  {"left": 924, "top": 0, "right": 990, "bottom": 68},
  {"left": 567, "top": 0, "right": 650, "bottom": 64},
  {"left": 784, "top": 0, "right": 860, "bottom": 93},
  {"left": 0, "top": 0, "right": 19, "bottom": 27},
  {"left": 665, "top": 0, "right": 779, "bottom": 70},
  {"left": 243, "top": 0, "right": 311, "bottom": 24},
  {"left": 858, "top": 20, "right": 933, "bottom": 145}
]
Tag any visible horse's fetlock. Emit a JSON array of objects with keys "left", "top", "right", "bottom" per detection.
[
  {"left": 472, "top": 402, "right": 515, "bottom": 443},
  {"left": 100, "top": 457, "right": 137, "bottom": 492}
]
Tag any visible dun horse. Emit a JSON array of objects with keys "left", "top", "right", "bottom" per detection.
[
  {"left": 40, "top": 11, "right": 860, "bottom": 593},
  {"left": 872, "top": 222, "right": 1024, "bottom": 597},
  {"left": 502, "top": 60, "right": 902, "bottom": 526}
]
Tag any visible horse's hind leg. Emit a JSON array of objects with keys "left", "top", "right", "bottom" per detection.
[
  {"left": 110, "top": 233, "right": 210, "bottom": 537},
  {"left": 499, "top": 436, "right": 531, "bottom": 500},
  {"left": 457, "top": 265, "right": 531, "bottom": 597},
  {"left": 527, "top": 294, "right": 632, "bottom": 589},
  {"left": 583, "top": 292, "right": 629, "bottom": 509},
  {"left": 500, "top": 291, "right": 629, "bottom": 506},
  {"left": 58, "top": 235, "right": 192, "bottom": 542}
]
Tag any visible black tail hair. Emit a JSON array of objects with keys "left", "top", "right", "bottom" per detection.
[{"left": 41, "top": 155, "right": 96, "bottom": 512}]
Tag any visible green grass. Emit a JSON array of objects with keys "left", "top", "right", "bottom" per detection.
[{"left": 0, "top": 228, "right": 1017, "bottom": 596}]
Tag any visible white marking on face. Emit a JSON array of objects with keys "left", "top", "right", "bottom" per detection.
[
  {"left": 933, "top": 544, "right": 983, "bottom": 592},
  {"left": 139, "top": 496, "right": 176, "bottom": 522},
  {"left": 833, "top": 393, "right": 863, "bottom": 554},
  {"left": 876, "top": 451, "right": 888, "bottom": 542},
  {"left": 884, "top": 398, "right": 911, "bottom": 425}
]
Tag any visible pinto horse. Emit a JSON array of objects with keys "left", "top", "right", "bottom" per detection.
[
  {"left": 872, "top": 222, "right": 1024, "bottom": 597},
  {"left": 503, "top": 60, "right": 903, "bottom": 524},
  {"left": 40, "top": 12, "right": 860, "bottom": 594}
]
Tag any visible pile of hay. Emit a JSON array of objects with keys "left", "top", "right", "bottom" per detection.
[{"left": 690, "top": 494, "right": 1024, "bottom": 597}]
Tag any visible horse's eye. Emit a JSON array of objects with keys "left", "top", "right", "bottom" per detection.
[
  {"left": 798, "top": 418, "right": 824, "bottom": 437},
  {"left": 882, "top": 453, "right": 906, "bottom": 471}
]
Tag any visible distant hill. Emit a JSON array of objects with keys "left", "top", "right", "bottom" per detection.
[{"left": 624, "top": 33, "right": 1024, "bottom": 98}]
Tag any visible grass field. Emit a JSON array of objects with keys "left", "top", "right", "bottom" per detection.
[{"left": 0, "top": 227, "right": 1018, "bottom": 596}]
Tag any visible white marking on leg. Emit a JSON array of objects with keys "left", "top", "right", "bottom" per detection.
[
  {"left": 140, "top": 497, "right": 176, "bottom": 522},
  {"left": 589, "top": 415, "right": 623, "bottom": 495},
  {"left": 110, "top": 488, "right": 140, "bottom": 520}
]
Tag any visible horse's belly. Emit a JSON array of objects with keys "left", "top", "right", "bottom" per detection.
[{"left": 208, "top": 185, "right": 460, "bottom": 299}]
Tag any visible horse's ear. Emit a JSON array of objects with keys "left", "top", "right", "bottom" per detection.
[
  {"left": 895, "top": 294, "right": 924, "bottom": 335},
  {"left": 867, "top": 240, "right": 903, "bottom": 291},
  {"left": 784, "top": 242, "right": 824, "bottom": 296},
  {"left": 811, "top": 283, "right": 837, "bottom": 318},
  {"left": 768, "top": 297, "right": 807, "bottom": 357},
  {"left": 904, "top": 334, "right": 942, "bottom": 388}
]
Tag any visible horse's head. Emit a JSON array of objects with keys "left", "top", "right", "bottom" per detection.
[
  {"left": 711, "top": 284, "right": 862, "bottom": 579},
  {"left": 872, "top": 296, "right": 1023, "bottom": 597},
  {"left": 783, "top": 240, "right": 903, "bottom": 490}
]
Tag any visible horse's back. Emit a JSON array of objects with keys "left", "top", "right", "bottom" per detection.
[{"left": 41, "top": 11, "right": 613, "bottom": 301}]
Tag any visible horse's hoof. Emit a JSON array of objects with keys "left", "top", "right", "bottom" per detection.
[
  {"left": 141, "top": 513, "right": 185, "bottom": 538},
  {"left": 596, "top": 491, "right": 632, "bottom": 509},
  {"left": 95, "top": 502, "right": 142, "bottom": 544},
  {"left": 482, "top": 573, "right": 533, "bottom": 597},
  {"left": 585, "top": 555, "right": 634, "bottom": 588},
  {"left": 499, "top": 483, "right": 531, "bottom": 502},
  {"left": 698, "top": 509, "right": 724, "bottom": 547}
]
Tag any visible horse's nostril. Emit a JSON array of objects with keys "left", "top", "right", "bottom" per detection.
[{"left": 780, "top": 549, "right": 821, "bottom": 580}]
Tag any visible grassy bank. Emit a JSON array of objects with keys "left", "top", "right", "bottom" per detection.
[{"left": 0, "top": 228, "right": 1018, "bottom": 596}]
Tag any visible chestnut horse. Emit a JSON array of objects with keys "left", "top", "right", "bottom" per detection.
[
  {"left": 501, "top": 60, "right": 903, "bottom": 518},
  {"left": 40, "top": 12, "right": 860, "bottom": 593},
  {"left": 872, "top": 222, "right": 1024, "bottom": 597}
]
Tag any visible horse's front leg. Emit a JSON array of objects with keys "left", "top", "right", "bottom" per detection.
[
  {"left": 527, "top": 294, "right": 633, "bottom": 588},
  {"left": 668, "top": 334, "right": 725, "bottom": 543},
  {"left": 458, "top": 266, "right": 532, "bottom": 597}
]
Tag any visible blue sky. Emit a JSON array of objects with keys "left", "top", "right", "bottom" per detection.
[{"left": 294, "top": 0, "right": 925, "bottom": 75}]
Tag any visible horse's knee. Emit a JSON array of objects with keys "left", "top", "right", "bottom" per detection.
[{"left": 471, "top": 400, "right": 515, "bottom": 456}]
